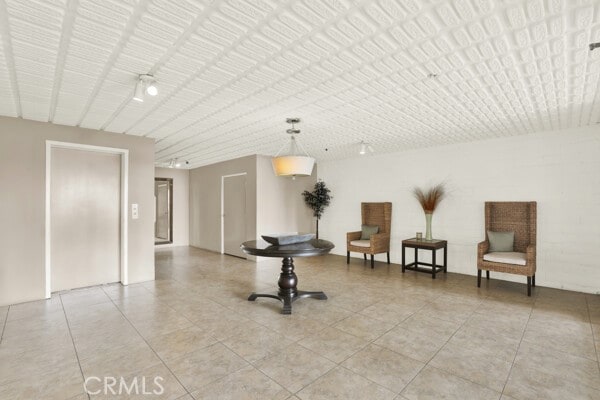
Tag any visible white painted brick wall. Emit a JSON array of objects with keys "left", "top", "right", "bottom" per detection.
[{"left": 317, "top": 126, "right": 600, "bottom": 294}]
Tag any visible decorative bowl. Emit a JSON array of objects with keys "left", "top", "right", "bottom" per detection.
[{"left": 261, "top": 233, "right": 315, "bottom": 246}]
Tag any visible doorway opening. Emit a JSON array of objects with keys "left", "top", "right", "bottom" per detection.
[{"left": 155, "top": 178, "right": 173, "bottom": 245}]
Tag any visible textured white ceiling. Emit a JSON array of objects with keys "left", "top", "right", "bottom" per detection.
[{"left": 1, "top": 0, "right": 599, "bottom": 167}]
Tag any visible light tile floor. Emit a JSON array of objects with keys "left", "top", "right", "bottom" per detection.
[{"left": 0, "top": 246, "right": 599, "bottom": 400}]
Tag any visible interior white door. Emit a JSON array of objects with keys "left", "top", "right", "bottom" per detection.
[
  {"left": 223, "top": 174, "right": 247, "bottom": 258},
  {"left": 51, "top": 147, "right": 121, "bottom": 292}
]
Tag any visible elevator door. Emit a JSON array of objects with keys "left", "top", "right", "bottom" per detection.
[{"left": 51, "top": 147, "right": 121, "bottom": 292}]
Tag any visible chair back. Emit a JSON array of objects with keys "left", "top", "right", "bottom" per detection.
[
  {"left": 361, "top": 202, "right": 392, "bottom": 234},
  {"left": 485, "top": 202, "right": 536, "bottom": 252}
]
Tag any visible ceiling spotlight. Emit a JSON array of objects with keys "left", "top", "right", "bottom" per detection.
[
  {"left": 166, "top": 158, "right": 189, "bottom": 168},
  {"left": 590, "top": 42, "right": 600, "bottom": 51},
  {"left": 132, "top": 74, "right": 157, "bottom": 102},
  {"left": 146, "top": 82, "right": 158, "bottom": 96},
  {"left": 133, "top": 78, "right": 144, "bottom": 102},
  {"left": 359, "top": 141, "right": 374, "bottom": 155}
]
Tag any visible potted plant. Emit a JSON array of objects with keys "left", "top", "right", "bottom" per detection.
[
  {"left": 302, "top": 181, "right": 332, "bottom": 240},
  {"left": 413, "top": 183, "right": 446, "bottom": 240}
]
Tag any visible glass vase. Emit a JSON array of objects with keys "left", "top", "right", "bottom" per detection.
[{"left": 425, "top": 212, "right": 433, "bottom": 240}]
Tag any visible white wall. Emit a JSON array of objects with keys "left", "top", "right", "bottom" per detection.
[
  {"left": 0, "top": 116, "right": 155, "bottom": 306},
  {"left": 318, "top": 126, "right": 600, "bottom": 294},
  {"left": 155, "top": 167, "right": 189, "bottom": 248}
]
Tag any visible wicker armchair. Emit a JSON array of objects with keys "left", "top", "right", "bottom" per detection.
[
  {"left": 477, "top": 201, "right": 537, "bottom": 296},
  {"left": 347, "top": 202, "right": 392, "bottom": 268}
]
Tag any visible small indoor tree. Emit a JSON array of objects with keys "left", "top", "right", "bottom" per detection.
[{"left": 302, "top": 180, "right": 332, "bottom": 239}]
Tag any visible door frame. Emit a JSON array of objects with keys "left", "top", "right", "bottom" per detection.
[
  {"left": 45, "top": 141, "right": 129, "bottom": 298},
  {"left": 154, "top": 177, "right": 173, "bottom": 245},
  {"left": 220, "top": 172, "right": 247, "bottom": 254}
]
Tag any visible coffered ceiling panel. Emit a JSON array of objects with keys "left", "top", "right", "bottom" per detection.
[{"left": 0, "top": 0, "right": 599, "bottom": 167}]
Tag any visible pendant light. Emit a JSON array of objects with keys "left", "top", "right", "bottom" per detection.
[{"left": 272, "top": 118, "right": 315, "bottom": 178}]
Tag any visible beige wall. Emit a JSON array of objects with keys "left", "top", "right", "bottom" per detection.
[
  {"left": 256, "top": 155, "right": 316, "bottom": 236},
  {"left": 0, "top": 116, "right": 155, "bottom": 306},
  {"left": 155, "top": 167, "right": 189, "bottom": 248},
  {"left": 189, "top": 155, "right": 316, "bottom": 257},
  {"left": 189, "top": 155, "right": 257, "bottom": 253}
]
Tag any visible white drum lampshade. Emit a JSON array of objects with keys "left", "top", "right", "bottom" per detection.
[
  {"left": 272, "top": 118, "right": 315, "bottom": 178},
  {"left": 272, "top": 155, "right": 315, "bottom": 177}
]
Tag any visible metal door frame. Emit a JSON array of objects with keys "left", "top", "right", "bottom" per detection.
[{"left": 154, "top": 177, "right": 173, "bottom": 245}]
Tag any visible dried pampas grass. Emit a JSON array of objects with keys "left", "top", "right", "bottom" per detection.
[{"left": 413, "top": 183, "right": 446, "bottom": 213}]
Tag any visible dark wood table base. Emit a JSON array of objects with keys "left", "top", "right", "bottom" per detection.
[
  {"left": 247, "top": 256, "right": 327, "bottom": 314},
  {"left": 402, "top": 238, "right": 448, "bottom": 279}
]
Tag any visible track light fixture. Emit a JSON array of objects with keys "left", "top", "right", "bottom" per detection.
[
  {"left": 133, "top": 79, "right": 144, "bottom": 102},
  {"left": 133, "top": 74, "right": 158, "bottom": 102},
  {"left": 359, "top": 141, "right": 374, "bottom": 155},
  {"left": 167, "top": 158, "right": 189, "bottom": 168}
]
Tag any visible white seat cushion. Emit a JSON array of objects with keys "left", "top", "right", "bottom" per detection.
[
  {"left": 483, "top": 252, "right": 527, "bottom": 266},
  {"left": 350, "top": 240, "right": 371, "bottom": 248}
]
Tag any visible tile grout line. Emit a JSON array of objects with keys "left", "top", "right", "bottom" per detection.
[
  {"left": 214, "top": 275, "right": 471, "bottom": 396},
  {"left": 10, "top": 247, "right": 592, "bottom": 399},
  {"left": 170, "top": 250, "right": 600, "bottom": 396},
  {"left": 336, "top": 302, "right": 434, "bottom": 396},
  {"left": 222, "top": 297, "right": 407, "bottom": 397},
  {"left": 292, "top": 300, "right": 433, "bottom": 397},
  {"left": 58, "top": 294, "right": 91, "bottom": 400},
  {"left": 118, "top": 279, "right": 264, "bottom": 399},
  {"left": 103, "top": 286, "right": 193, "bottom": 398},
  {"left": 218, "top": 339, "right": 293, "bottom": 397},
  {"left": 193, "top": 339, "right": 261, "bottom": 396},
  {"left": 585, "top": 296, "right": 600, "bottom": 367},
  {"left": 498, "top": 293, "right": 536, "bottom": 398},
  {"left": 398, "top": 299, "right": 499, "bottom": 398},
  {"left": 0, "top": 305, "right": 10, "bottom": 344}
]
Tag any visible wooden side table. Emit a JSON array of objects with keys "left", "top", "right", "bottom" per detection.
[{"left": 401, "top": 238, "right": 447, "bottom": 279}]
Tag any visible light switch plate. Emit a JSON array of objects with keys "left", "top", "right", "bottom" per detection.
[{"left": 132, "top": 203, "right": 139, "bottom": 219}]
